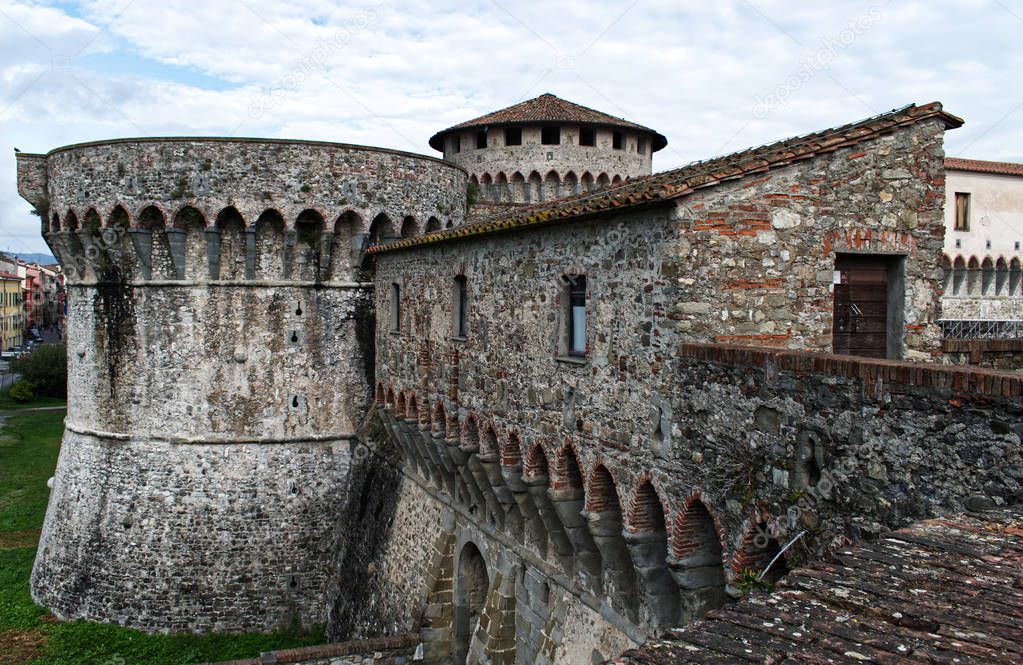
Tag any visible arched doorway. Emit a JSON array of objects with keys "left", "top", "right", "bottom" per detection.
[{"left": 454, "top": 542, "right": 489, "bottom": 665}]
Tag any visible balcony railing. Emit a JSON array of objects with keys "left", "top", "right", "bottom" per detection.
[{"left": 940, "top": 319, "right": 1023, "bottom": 340}]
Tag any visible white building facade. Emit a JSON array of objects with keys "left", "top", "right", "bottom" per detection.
[{"left": 941, "top": 158, "right": 1023, "bottom": 335}]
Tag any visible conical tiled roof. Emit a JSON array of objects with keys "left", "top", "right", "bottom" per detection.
[{"left": 429, "top": 93, "right": 666, "bottom": 151}]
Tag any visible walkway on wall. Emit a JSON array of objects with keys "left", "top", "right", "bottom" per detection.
[{"left": 614, "top": 508, "right": 1023, "bottom": 664}]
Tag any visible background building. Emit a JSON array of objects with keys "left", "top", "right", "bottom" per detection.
[
  {"left": 0, "top": 271, "right": 22, "bottom": 351},
  {"left": 21, "top": 262, "right": 65, "bottom": 336},
  {"left": 941, "top": 158, "right": 1023, "bottom": 333}
]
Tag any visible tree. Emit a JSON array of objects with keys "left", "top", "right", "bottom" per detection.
[{"left": 11, "top": 343, "right": 67, "bottom": 398}]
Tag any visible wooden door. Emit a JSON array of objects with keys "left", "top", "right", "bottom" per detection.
[{"left": 833, "top": 255, "right": 889, "bottom": 358}]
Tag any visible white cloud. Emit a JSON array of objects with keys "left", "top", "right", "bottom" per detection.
[{"left": 0, "top": 0, "right": 1020, "bottom": 254}]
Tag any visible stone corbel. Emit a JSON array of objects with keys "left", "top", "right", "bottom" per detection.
[{"left": 129, "top": 228, "right": 153, "bottom": 280}]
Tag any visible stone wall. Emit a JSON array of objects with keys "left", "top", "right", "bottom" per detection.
[
  {"left": 14, "top": 152, "right": 48, "bottom": 220},
  {"left": 33, "top": 278, "right": 373, "bottom": 632},
  {"left": 941, "top": 294, "right": 1023, "bottom": 320},
  {"left": 35, "top": 432, "right": 354, "bottom": 633},
  {"left": 339, "top": 426, "right": 642, "bottom": 665},
  {"left": 33, "top": 138, "right": 466, "bottom": 236},
  {"left": 370, "top": 116, "right": 1021, "bottom": 643},
  {"left": 942, "top": 338, "right": 1023, "bottom": 369},
  {"left": 441, "top": 125, "right": 653, "bottom": 204},
  {"left": 328, "top": 459, "right": 446, "bottom": 641}
]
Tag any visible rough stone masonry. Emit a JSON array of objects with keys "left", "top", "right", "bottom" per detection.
[{"left": 15, "top": 98, "right": 1023, "bottom": 664}]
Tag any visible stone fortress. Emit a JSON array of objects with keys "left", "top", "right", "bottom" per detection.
[{"left": 14, "top": 94, "right": 1023, "bottom": 664}]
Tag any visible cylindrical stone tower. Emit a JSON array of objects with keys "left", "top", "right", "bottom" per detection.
[
  {"left": 429, "top": 93, "right": 666, "bottom": 204},
  {"left": 15, "top": 139, "right": 466, "bottom": 633}
]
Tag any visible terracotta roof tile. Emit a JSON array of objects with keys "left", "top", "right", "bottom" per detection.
[
  {"left": 429, "top": 93, "right": 666, "bottom": 151},
  {"left": 374, "top": 102, "right": 963, "bottom": 255},
  {"left": 945, "top": 156, "right": 1023, "bottom": 176},
  {"left": 613, "top": 509, "right": 1023, "bottom": 664}
]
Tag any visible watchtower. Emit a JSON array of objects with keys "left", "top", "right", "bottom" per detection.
[{"left": 429, "top": 93, "right": 666, "bottom": 205}]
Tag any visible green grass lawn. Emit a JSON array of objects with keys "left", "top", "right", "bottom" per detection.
[
  {"left": 0, "top": 408, "right": 326, "bottom": 664},
  {"left": 0, "top": 395, "right": 68, "bottom": 412}
]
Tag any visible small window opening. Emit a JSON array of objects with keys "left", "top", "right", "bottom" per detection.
[
  {"left": 290, "top": 330, "right": 298, "bottom": 343},
  {"left": 295, "top": 303, "right": 302, "bottom": 316},
  {"left": 452, "top": 135, "right": 461, "bottom": 154},
  {"left": 954, "top": 192, "right": 970, "bottom": 231},
  {"left": 476, "top": 130, "right": 488, "bottom": 149},
  {"left": 292, "top": 395, "right": 299, "bottom": 408},
  {"left": 579, "top": 127, "right": 595, "bottom": 147},
  {"left": 637, "top": 137, "right": 648, "bottom": 155},
  {"left": 541, "top": 126, "right": 561, "bottom": 145},
  {"left": 505, "top": 127, "right": 522, "bottom": 146},
  {"left": 567, "top": 275, "right": 587, "bottom": 356},
  {"left": 612, "top": 131, "right": 624, "bottom": 150},
  {"left": 390, "top": 282, "right": 401, "bottom": 332},
  {"left": 453, "top": 275, "right": 468, "bottom": 338}
]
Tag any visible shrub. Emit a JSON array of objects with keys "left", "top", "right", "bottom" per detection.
[
  {"left": 11, "top": 343, "right": 67, "bottom": 398},
  {"left": 7, "top": 379, "right": 35, "bottom": 402}
]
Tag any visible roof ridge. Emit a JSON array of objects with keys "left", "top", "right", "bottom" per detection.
[{"left": 945, "top": 156, "right": 1023, "bottom": 176}]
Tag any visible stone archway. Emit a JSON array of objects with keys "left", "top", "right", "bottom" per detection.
[{"left": 454, "top": 542, "right": 489, "bottom": 665}]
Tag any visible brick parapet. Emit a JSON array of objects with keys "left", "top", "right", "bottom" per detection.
[{"left": 678, "top": 341, "right": 1022, "bottom": 398}]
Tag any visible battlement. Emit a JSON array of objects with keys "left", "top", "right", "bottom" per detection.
[{"left": 19, "top": 137, "right": 468, "bottom": 284}]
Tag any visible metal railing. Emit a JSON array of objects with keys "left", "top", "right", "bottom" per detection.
[{"left": 940, "top": 319, "right": 1023, "bottom": 340}]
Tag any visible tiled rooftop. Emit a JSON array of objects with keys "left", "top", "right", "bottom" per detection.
[
  {"left": 376, "top": 102, "right": 963, "bottom": 255},
  {"left": 428, "top": 93, "right": 666, "bottom": 151},
  {"left": 945, "top": 157, "right": 1023, "bottom": 177},
  {"left": 614, "top": 509, "right": 1023, "bottom": 664}
]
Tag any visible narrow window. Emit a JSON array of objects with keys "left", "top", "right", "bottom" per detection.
[
  {"left": 505, "top": 127, "right": 522, "bottom": 146},
  {"left": 954, "top": 192, "right": 970, "bottom": 231},
  {"left": 612, "top": 131, "right": 624, "bottom": 150},
  {"left": 567, "top": 275, "right": 586, "bottom": 356},
  {"left": 541, "top": 126, "right": 561, "bottom": 145},
  {"left": 452, "top": 135, "right": 461, "bottom": 154},
  {"left": 453, "top": 275, "right": 468, "bottom": 338},
  {"left": 579, "top": 127, "right": 595, "bottom": 147},
  {"left": 390, "top": 282, "right": 400, "bottom": 332},
  {"left": 476, "top": 130, "right": 487, "bottom": 149},
  {"left": 637, "top": 137, "right": 648, "bottom": 155}
]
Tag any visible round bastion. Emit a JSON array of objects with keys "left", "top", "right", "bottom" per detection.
[{"left": 28, "top": 137, "right": 466, "bottom": 632}]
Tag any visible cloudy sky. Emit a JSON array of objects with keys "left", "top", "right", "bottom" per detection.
[{"left": 0, "top": 0, "right": 1021, "bottom": 254}]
